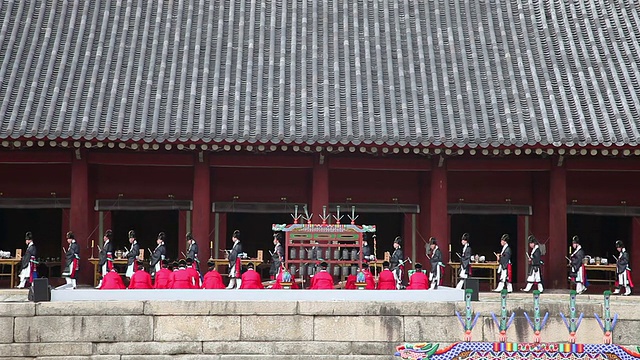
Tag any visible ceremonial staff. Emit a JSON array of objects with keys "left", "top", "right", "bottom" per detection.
[{"left": 373, "top": 235, "right": 378, "bottom": 277}]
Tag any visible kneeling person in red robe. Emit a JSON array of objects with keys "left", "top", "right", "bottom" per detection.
[
  {"left": 344, "top": 274, "right": 357, "bottom": 289},
  {"left": 272, "top": 269, "right": 300, "bottom": 289},
  {"left": 128, "top": 261, "right": 153, "bottom": 289},
  {"left": 406, "top": 263, "right": 429, "bottom": 290},
  {"left": 202, "top": 260, "right": 226, "bottom": 289},
  {"left": 377, "top": 261, "right": 396, "bottom": 290},
  {"left": 363, "top": 266, "right": 376, "bottom": 290},
  {"left": 240, "top": 262, "right": 264, "bottom": 289},
  {"left": 100, "top": 269, "right": 125, "bottom": 289},
  {"left": 185, "top": 258, "right": 200, "bottom": 288},
  {"left": 171, "top": 260, "right": 193, "bottom": 289},
  {"left": 154, "top": 260, "right": 172, "bottom": 289},
  {"left": 310, "top": 262, "right": 334, "bottom": 289}
]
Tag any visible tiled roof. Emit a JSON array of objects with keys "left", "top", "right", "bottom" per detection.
[{"left": 1, "top": 0, "right": 640, "bottom": 147}]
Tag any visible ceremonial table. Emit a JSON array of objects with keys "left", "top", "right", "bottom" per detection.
[
  {"left": 88, "top": 258, "right": 130, "bottom": 287},
  {"left": 210, "top": 258, "right": 264, "bottom": 276},
  {"left": 0, "top": 258, "right": 20, "bottom": 288},
  {"left": 449, "top": 261, "right": 499, "bottom": 289},
  {"left": 363, "top": 259, "right": 387, "bottom": 277},
  {"left": 567, "top": 264, "right": 617, "bottom": 287}
]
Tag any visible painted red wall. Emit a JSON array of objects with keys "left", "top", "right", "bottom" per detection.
[
  {"left": 448, "top": 171, "right": 533, "bottom": 204},
  {"left": 328, "top": 169, "right": 420, "bottom": 203},
  {"left": 211, "top": 167, "right": 310, "bottom": 203},
  {"left": 0, "top": 164, "right": 71, "bottom": 197},
  {"left": 567, "top": 172, "right": 640, "bottom": 206},
  {"left": 91, "top": 165, "right": 193, "bottom": 199}
]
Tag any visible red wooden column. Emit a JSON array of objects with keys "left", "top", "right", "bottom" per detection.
[
  {"left": 631, "top": 217, "right": 640, "bottom": 282},
  {"left": 430, "top": 157, "right": 449, "bottom": 263},
  {"left": 192, "top": 153, "right": 211, "bottom": 273},
  {"left": 216, "top": 212, "right": 227, "bottom": 257},
  {"left": 311, "top": 154, "right": 329, "bottom": 223},
  {"left": 516, "top": 215, "right": 528, "bottom": 288},
  {"left": 417, "top": 172, "right": 430, "bottom": 266},
  {"left": 530, "top": 172, "right": 549, "bottom": 287},
  {"left": 178, "top": 210, "right": 189, "bottom": 258},
  {"left": 548, "top": 162, "right": 567, "bottom": 288},
  {"left": 70, "top": 150, "right": 92, "bottom": 285},
  {"left": 403, "top": 213, "right": 414, "bottom": 264}
]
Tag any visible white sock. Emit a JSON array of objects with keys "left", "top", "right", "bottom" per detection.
[
  {"left": 456, "top": 279, "right": 465, "bottom": 289},
  {"left": 227, "top": 279, "right": 236, "bottom": 289}
]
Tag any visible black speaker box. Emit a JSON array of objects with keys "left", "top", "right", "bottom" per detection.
[
  {"left": 464, "top": 277, "right": 480, "bottom": 301},
  {"left": 29, "top": 278, "right": 51, "bottom": 302}
]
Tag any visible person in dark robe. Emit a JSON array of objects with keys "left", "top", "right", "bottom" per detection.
[
  {"left": 150, "top": 232, "right": 167, "bottom": 277},
  {"left": 226, "top": 230, "right": 243, "bottom": 289},
  {"left": 96, "top": 229, "right": 114, "bottom": 288},
  {"left": 614, "top": 240, "right": 633, "bottom": 296},
  {"left": 61, "top": 231, "right": 80, "bottom": 289},
  {"left": 124, "top": 230, "right": 140, "bottom": 279},
  {"left": 270, "top": 232, "right": 284, "bottom": 279},
  {"left": 569, "top": 236, "right": 587, "bottom": 294},
  {"left": 522, "top": 235, "right": 543, "bottom": 293},
  {"left": 390, "top": 237, "right": 405, "bottom": 289},
  {"left": 493, "top": 234, "right": 513, "bottom": 293},
  {"left": 17, "top": 232, "right": 37, "bottom": 289},
  {"left": 455, "top": 233, "right": 472, "bottom": 290},
  {"left": 428, "top": 237, "right": 444, "bottom": 289}
]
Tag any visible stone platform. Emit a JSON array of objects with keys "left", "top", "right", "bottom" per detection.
[
  {"left": 0, "top": 289, "right": 638, "bottom": 359},
  {"left": 49, "top": 286, "right": 464, "bottom": 302}
]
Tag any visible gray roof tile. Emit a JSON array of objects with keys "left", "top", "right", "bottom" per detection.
[{"left": 1, "top": 0, "right": 640, "bottom": 147}]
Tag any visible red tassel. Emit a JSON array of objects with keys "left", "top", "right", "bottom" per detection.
[{"left": 71, "top": 258, "right": 78, "bottom": 278}]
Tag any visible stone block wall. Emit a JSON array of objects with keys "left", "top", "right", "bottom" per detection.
[{"left": 0, "top": 298, "right": 637, "bottom": 359}]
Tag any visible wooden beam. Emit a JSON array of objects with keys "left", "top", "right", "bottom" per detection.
[
  {"left": 95, "top": 199, "right": 193, "bottom": 211},
  {"left": 329, "top": 156, "right": 431, "bottom": 171},
  {"left": 566, "top": 158, "right": 640, "bottom": 171},
  {"left": 447, "top": 203, "right": 532, "bottom": 215},
  {"left": 209, "top": 154, "right": 314, "bottom": 168},
  {"left": 0, "top": 198, "right": 71, "bottom": 208},
  {"left": 0, "top": 150, "right": 71, "bottom": 164},
  {"left": 212, "top": 202, "right": 304, "bottom": 213},
  {"left": 87, "top": 152, "right": 194, "bottom": 166},
  {"left": 447, "top": 158, "right": 551, "bottom": 171}
]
